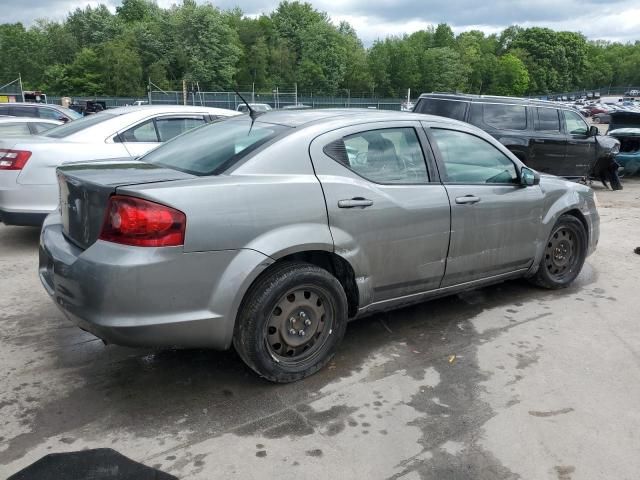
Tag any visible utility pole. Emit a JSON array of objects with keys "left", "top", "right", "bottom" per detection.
[
  {"left": 19, "top": 73, "right": 24, "bottom": 103},
  {"left": 182, "top": 79, "right": 187, "bottom": 106}
]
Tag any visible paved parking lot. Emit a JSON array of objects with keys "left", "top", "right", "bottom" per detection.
[{"left": 1, "top": 180, "right": 640, "bottom": 480}]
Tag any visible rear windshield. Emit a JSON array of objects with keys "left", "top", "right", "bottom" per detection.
[
  {"left": 414, "top": 98, "right": 468, "bottom": 121},
  {"left": 43, "top": 113, "right": 117, "bottom": 138},
  {"left": 142, "top": 117, "right": 289, "bottom": 175}
]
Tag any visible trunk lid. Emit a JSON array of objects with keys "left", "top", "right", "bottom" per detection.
[
  {"left": 609, "top": 112, "right": 640, "bottom": 132},
  {"left": 57, "top": 159, "right": 194, "bottom": 249}
]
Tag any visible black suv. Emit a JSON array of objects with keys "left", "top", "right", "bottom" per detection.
[
  {"left": 413, "top": 93, "right": 618, "bottom": 178},
  {"left": 0, "top": 102, "right": 81, "bottom": 123}
]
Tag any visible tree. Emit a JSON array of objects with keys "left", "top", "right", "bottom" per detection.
[
  {"left": 492, "top": 54, "right": 529, "bottom": 96},
  {"left": 65, "top": 48, "right": 105, "bottom": 95},
  {"left": 101, "top": 38, "right": 143, "bottom": 96}
]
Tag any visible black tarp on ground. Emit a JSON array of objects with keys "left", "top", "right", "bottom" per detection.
[{"left": 8, "top": 448, "right": 178, "bottom": 480}]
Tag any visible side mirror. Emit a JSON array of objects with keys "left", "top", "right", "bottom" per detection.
[
  {"left": 521, "top": 167, "right": 540, "bottom": 186},
  {"left": 59, "top": 116, "right": 69, "bottom": 123},
  {"left": 589, "top": 125, "right": 599, "bottom": 136}
]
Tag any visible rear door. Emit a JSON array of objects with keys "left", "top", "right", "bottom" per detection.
[
  {"left": 562, "top": 109, "right": 597, "bottom": 176},
  {"left": 425, "top": 124, "right": 545, "bottom": 286},
  {"left": 310, "top": 121, "right": 451, "bottom": 304},
  {"left": 529, "top": 107, "right": 567, "bottom": 173}
]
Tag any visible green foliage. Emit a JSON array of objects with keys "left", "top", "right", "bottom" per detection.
[
  {"left": 0, "top": 1, "right": 638, "bottom": 98},
  {"left": 492, "top": 54, "right": 529, "bottom": 95}
]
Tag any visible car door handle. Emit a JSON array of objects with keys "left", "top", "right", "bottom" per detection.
[
  {"left": 338, "top": 198, "right": 374, "bottom": 208},
  {"left": 455, "top": 195, "right": 481, "bottom": 205}
]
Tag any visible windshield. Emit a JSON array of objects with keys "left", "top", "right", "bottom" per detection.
[
  {"left": 142, "top": 116, "right": 289, "bottom": 175},
  {"left": 43, "top": 113, "right": 116, "bottom": 138}
]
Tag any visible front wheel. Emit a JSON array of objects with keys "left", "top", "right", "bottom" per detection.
[
  {"left": 233, "top": 262, "right": 348, "bottom": 383},
  {"left": 529, "top": 215, "right": 588, "bottom": 289}
]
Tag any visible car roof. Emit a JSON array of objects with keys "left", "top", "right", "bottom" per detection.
[
  {"left": 0, "top": 117, "right": 61, "bottom": 124},
  {"left": 253, "top": 108, "right": 469, "bottom": 129},
  {"left": 0, "top": 102, "right": 66, "bottom": 109},
  {"left": 106, "top": 105, "right": 237, "bottom": 115},
  {"left": 417, "top": 92, "right": 575, "bottom": 109}
]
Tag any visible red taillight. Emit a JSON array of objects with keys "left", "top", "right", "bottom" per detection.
[
  {"left": 99, "top": 195, "right": 186, "bottom": 247},
  {"left": 0, "top": 149, "right": 32, "bottom": 170}
]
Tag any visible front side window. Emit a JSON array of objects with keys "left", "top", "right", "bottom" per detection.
[
  {"left": 482, "top": 104, "right": 527, "bottom": 130},
  {"left": 431, "top": 128, "right": 518, "bottom": 184},
  {"left": 564, "top": 110, "right": 588, "bottom": 136},
  {"left": 324, "top": 127, "right": 428, "bottom": 184},
  {"left": 119, "top": 119, "right": 159, "bottom": 143},
  {"left": 413, "top": 99, "right": 468, "bottom": 121},
  {"left": 155, "top": 117, "right": 205, "bottom": 142},
  {"left": 536, "top": 108, "right": 560, "bottom": 131}
]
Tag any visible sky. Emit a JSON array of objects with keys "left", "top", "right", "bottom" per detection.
[{"left": 4, "top": 0, "right": 640, "bottom": 45}]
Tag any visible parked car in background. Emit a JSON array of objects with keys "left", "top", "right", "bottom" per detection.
[
  {"left": 236, "top": 103, "right": 272, "bottom": 113},
  {"left": 39, "top": 109, "right": 599, "bottom": 382},
  {"left": 592, "top": 112, "right": 612, "bottom": 124},
  {"left": 0, "top": 117, "right": 62, "bottom": 136},
  {"left": 607, "top": 111, "right": 640, "bottom": 176},
  {"left": 0, "top": 105, "right": 238, "bottom": 226},
  {"left": 0, "top": 102, "right": 81, "bottom": 123},
  {"left": 413, "top": 93, "right": 618, "bottom": 179}
]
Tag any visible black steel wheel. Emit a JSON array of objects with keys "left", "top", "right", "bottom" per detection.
[
  {"left": 265, "top": 285, "right": 335, "bottom": 366},
  {"left": 234, "top": 262, "right": 348, "bottom": 383},
  {"left": 530, "top": 215, "right": 588, "bottom": 289}
]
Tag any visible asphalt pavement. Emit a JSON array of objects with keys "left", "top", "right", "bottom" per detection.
[{"left": 1, "top": 179, "right": 639, "bottom": 480}]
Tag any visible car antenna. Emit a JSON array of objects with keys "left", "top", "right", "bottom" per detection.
[{"left": 234, "top": 89, "right": 263, "bottom": 134}]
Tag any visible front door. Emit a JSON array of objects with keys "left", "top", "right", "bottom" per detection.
[
  {"left": 529, "top": 107, "right": 567, "bottom": 174},
  {"left": 425, "top": 124, "right": 545, "bottom": 287},
  {"left": 309, "top": 122, "right": 451, "bottom": 305},
  {"left": 562, "top": 109, "right": 597, "bottom": 177}
]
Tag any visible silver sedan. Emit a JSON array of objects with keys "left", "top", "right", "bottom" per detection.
[
  {"left": 39, "top": 110, "right": 599, "bottom": 382},
  {"left": 0, "top": 105, "right": 239, "bottom": 226}
]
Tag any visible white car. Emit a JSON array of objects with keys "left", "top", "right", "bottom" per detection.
[
  {"left": 0, "top": 105, "right": 238, "bottom": 226},
  {"left": 0, "top": 117, "right": 62, "bottom": 137}
]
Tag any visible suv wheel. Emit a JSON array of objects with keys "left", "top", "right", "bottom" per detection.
[
  {"left": 529, "top": 215, "right": 587, "bottom": 289},
  {"left": 234, "top": 262, "right": 348, "bottom": 383}
]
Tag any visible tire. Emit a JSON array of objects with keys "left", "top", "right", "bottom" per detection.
[
  {"left": 233, "top": 261, "right": 348, "bottom": 383},
  {"left": 529, "top": 215, "right": 588, "bottom": 289},
  {"left": 593, "top": 117, "right": 600, "bottom": 124}
]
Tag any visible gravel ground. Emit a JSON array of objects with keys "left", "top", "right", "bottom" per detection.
[{"left": 1, "top": 179, "right": 639, "bottom": 479}]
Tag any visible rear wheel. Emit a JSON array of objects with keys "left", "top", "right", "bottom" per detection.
[
  {"left": 233, "top": 262, "right": 348, "bottom": 383},
  {"left": 529, "top": 215, "right": 587, "bottom": 289}
]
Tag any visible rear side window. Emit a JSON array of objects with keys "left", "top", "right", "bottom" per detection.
[
  {"left": 536, "top": 108, "right": 560, "bottom": 131},
  {"left": 324, "top": 127, "right": 428, "bottom": 184},
  {"left": 414, "top": 99, "right": 467, "bottom": 121},
  {"left": 143, "top": 117, "right": 288, "bottom": 175},
  {"left": 482, "top": 104, "right": 527, "bottom": 130},
  {"left": 31, "top": 122, "right": 57, "bottom": 133},
  {"left": 119, "top": 119, "right": 158, "bottom": 142},
  {"left": 155, "top": 117, "right": 205, "bottom": 142}
]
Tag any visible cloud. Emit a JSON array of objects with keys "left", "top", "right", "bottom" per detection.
[{"left": 3, "top": 0, "right": 640, "bottom": 45}]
